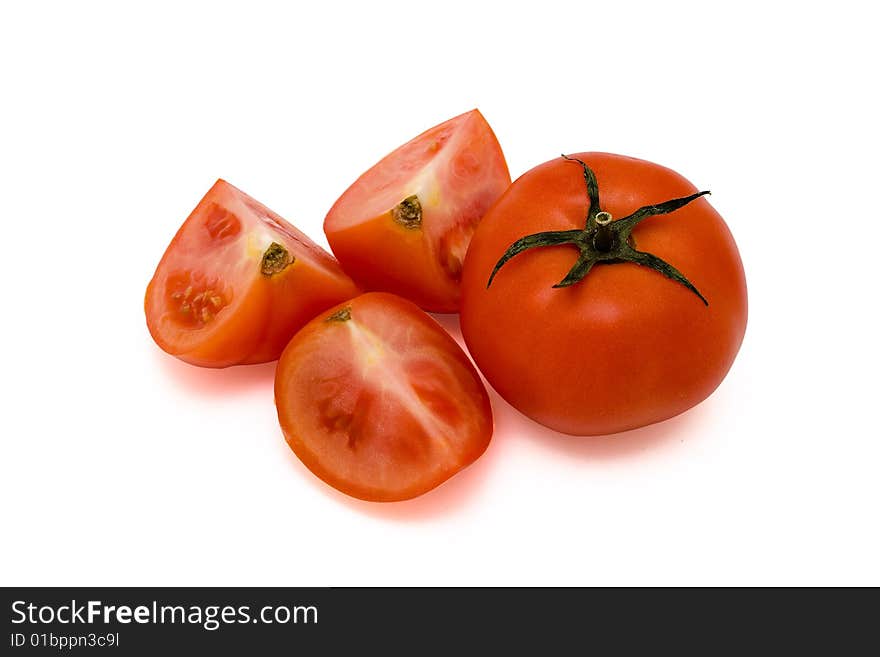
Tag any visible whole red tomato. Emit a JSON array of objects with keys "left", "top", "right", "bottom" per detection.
[{"left": 460, "top": 152, "right": 747, "bottom": 435}]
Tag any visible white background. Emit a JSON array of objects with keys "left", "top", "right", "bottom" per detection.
[{"left": 1, "top": 1, "right": 877, "bottom": 586}]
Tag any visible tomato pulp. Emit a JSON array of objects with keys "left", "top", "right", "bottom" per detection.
[
  {"left": 275, "top": 293, "right": 493, "bottom": 501},
  {"left": 324, "top": 109, "right": 510, "bottom": 312},
  {"left": 460, "top": 152, "right": 747, "bottom": 436},
  {"left": 145, "top": 180, "right": 360, "bottom": 367}
]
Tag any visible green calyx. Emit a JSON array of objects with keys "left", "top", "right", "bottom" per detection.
[{"left": 487, "top": 155, "right": 710, "bottom": 306}]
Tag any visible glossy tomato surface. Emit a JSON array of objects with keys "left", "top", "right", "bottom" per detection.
[
  {"left": 460, "top": 152, "right": 747, "bottom": 436},
  {"left": 275, "top": 292, "right": 493, "bottom": 502},
  {"left": 324, "top": 109, "right": 510, "bottom": 312},
  {"left": 145, "top": 180, "right": 360, "bottom": 367}
]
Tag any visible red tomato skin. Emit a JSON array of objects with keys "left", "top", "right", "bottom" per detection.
[
  {"left": 460, "top": 153, "right": 747, "bottom": 436},
  {"left": 324, "top": 110, "right": 510, "bottom": 313},
  {"left": 145, "top": 180, "right": 361, "bottom": 368},
  {"left": 275, "top": 292, "right": 493, "bottom": 502}
]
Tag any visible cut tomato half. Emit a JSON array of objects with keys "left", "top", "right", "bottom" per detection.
[
  {"left": 275, "top": 292, "right": 493, "bottom": 502},
  {"left": 145, "top": 180, "right": 360, "bottom": 367},
  {"left": 324, "top": 109, "right": 510, "bottom": 312}
]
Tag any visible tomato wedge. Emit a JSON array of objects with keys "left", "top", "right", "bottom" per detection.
[
  {"left": 324, "top": 109, "right": 510, "bottom": 312},
  {"left": 275, "top": 292, "right": 493, "bottom": 502},
  {"left": 145, "top": 180, "right": 360, "bottom": 367}
]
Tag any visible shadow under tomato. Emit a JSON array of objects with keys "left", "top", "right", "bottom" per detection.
[
  {"left": 152, "top": 346, "right": 277, "bottom": 395},
  {"left": 429, "top": 311, "right": 466, "bottom": 346},
  {"left": 488, "top": 383, "right": 716, "bottom": 461}
]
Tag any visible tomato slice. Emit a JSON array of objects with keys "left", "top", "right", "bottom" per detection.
[
  {"left": 324, "top": 109, "right": 510, "bottom": 312},
  {"left": 274, "top": 292, "right": 493, "bottom": 502},
  {"left": 145, "top": 180, "right": 360, "bottom": 367}
]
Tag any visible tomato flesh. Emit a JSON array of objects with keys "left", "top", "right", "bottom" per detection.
[
  {"left": 275, "top": 293, "right": 493, "bottom": 502},
  {"left": 324, "top": 109, "right": 510, "bottom": 312},
  {"left": 460, "top": 152, "right": 747, "bottom": 436},
  {"left": 145, "top": 180, "right": 360, "bottom": 367}
]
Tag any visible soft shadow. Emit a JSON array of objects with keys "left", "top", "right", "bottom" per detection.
[
  {"left": 277, "top": 422, "right": 501, "bottom": 524},
  {"left": 153, "top": 348, "right": 277, "bottom": 395},
  {"left": 429, "top": 312, "right": 464, "bottom": 344},
  {"left": 489, "top": 384, "right": 716, "bottom": 461}
]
